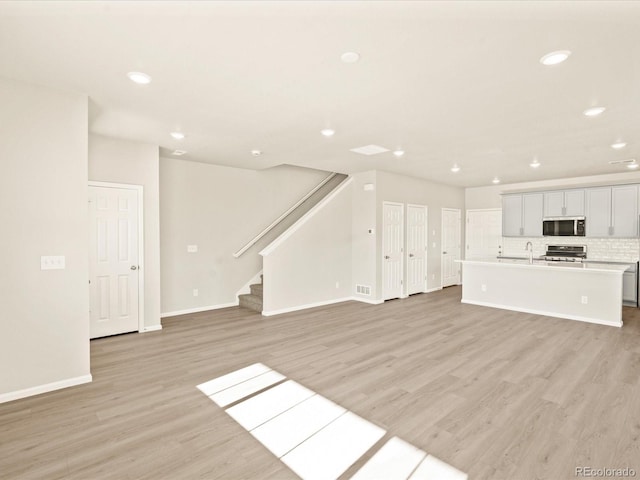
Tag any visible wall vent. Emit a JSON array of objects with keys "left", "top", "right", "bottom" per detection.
[{"left": 356, "top": 284, "right": 371, "bottom": 296}]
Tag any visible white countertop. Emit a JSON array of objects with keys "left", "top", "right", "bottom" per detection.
[{"left": 458, "top": 257, "right": 631, "bottom": 273}]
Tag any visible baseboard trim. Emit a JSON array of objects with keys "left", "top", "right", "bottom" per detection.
[
  {"left": 262, "top": 297, "right": 354, "bottom": 316},
  {"left": 352, "top": 296, "right": 385, "bottom": 305},
  {"left": 161, "top": 302, "right": 239, "bottom": 318},
  {"left": 141, "top": 324, "right": 162, "bottom": 333},
  {"left": 0, "top": 374, "right": 93, "bottom": 404},
  {"left": 425, "top": 287, "right": 443, "bottom": 293},
  {"left": 460, "top": 299, "right": 622, "bottom": 328}
]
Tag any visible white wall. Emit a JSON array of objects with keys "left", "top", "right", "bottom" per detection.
[
  {"left": 262, "top": 180, "right": 353, "bottom": 315},
  {"left": 0, "top": 78, "right": 91, "bottom": 400},
  {"left": 88, "top": 134, "right": 162, "bottom": 330},
  {"left": 159, "top": 158, "right": 329, "bottom": 315},
  {"left": 351, "top": 171, "right": 378, "bottom": 302},
  {"left": 376, "top": 171, "right": 465, "bottom": 295}
]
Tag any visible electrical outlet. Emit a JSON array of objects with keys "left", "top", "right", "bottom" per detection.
[
  {"left": 581, "top": 295, "right": 588, "bottom": 304},
  {"left": 193, "top": 289, "right": 199, "bottom": 297},
  {"left": 187, "top": 245, "right": 198, "bottom": 253},
  {"left": 335, "top": 281, "right": 340, "bottom": 289},
  {"left": 481, "top": 284, "right": 487, "bottom": 292}
]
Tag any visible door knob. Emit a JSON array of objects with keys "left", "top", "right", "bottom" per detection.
[
  {"left": 409, "top": 253, "right": 415, "bottom": 257},
  {"left": 384, "top": 255, "right": 390, "bottom": 259},
  {"left": 443, "top": 251, "right": 448, "bottom": 254},
  {"left": 130, "top": 265, "right": 138, "bottom": 270}
]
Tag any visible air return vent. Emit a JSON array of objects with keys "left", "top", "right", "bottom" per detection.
[
  {"left": 356, "top": 284, "right": 371, "bottom": 296},
  {"left": 608, "top": 158, "right": 636, "bottom": 165}
]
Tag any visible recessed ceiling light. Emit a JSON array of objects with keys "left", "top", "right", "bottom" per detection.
[
  {"left": 393, "top": 150, "right": 405, "bottom": 157},
  {"left": 530, "top": 159, "right": 541, "bottom": 168},
  {"left": 170, "top": 131, "right": 185, "bottom": 140},
  {"left": 451, "top": 164, "right": 460, "bottom": 173},
  {"left": 340, "top": 52, "right": 360, "bottom": 64},
  {"left": 172, "top": 150, "right": 187, "bottom": 156},
  {"left": 492, "top": 177, "right": 501, "bottom": 184},
  {"left": 540, "top": 50, "right": 571, "bottom": 66},
  {"left": 611, "top": 142, "right": 627, "bottom": 150},
  {"left": 127, "top": 71, "right": 152, "bottom": 85},
  {"left": 583, "top": 106, "right": 606, "bottom": 117},
  {"left": 251, "top": 149, "right": 262, "bottom": 156},
  {"left": 321, "top": 128, "right": 335, "bottom": 137}
]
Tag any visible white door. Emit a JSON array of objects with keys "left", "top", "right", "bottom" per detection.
[
  {"left": 441, "top": 208, "right": 461, "bottom": 287},
  {"left": 466, "top": 209, "right": 502, "bottom": 259},
  {"left": 383, "top": 202, "right": 404, "bottom": 300},
  {"left": 406, "top": 205, "right": 428, "bottom": 295},
  {"left": 89, "top": 185, "right": 140, "bottom": 339}
]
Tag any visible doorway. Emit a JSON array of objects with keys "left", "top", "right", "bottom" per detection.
[
  {"left": 441, "top": 208, "right": 461, "bottom": 287},
  {"left": 466, "top": 208, "right": 502, "bottom": 259},
  {"left": 382, "top": 202, "right": 404, "bottom": 301},
  {"left": 406, "top": 204, "right": 428, "bottom": 295},
  {"left": 88, "top": 182, "right": 144, "bottom": 339}
]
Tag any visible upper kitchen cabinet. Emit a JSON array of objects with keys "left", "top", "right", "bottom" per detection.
[
  {"left": 502, "top": 193, "right": 543, "bottom": 237},
  {"left": 612, "top": 185, "right": 639, "bottom": 237},
  {"left": 543, "top": 189, "right": 585, "bottom": 217},
  {"left": 585, "top": 185, "right": 638, "bottom": 237}
]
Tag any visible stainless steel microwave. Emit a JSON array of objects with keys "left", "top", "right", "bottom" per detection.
[{"left": 542, "top": 217, "right": 586, "bottom": 236}]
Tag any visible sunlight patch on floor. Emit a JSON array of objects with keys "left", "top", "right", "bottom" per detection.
[{"left": 197, "top": 363, "right": 467, "bottom": 480}]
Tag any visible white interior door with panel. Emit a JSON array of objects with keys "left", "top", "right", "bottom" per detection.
[
  {"left": 89, "top": 184, "right": 142, "bottom": 339},
  {"left": 442, "top": 208, "right": 461, "bottom": 287},
  {"left": 406, "top": 204, "right": 428, "bottom": 295},
  {"left": 466, "top": 209, "right": 502, "bottom": 259},
  {"left": 382, "top": 202, "right": 404, "bottom": 301}
]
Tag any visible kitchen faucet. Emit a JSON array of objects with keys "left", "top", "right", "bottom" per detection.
[{"left": 525, "top": 241, "right": 533, "bottom": 264}]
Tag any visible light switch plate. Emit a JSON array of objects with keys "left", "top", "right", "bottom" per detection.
[
  {"left": 187, "top": 245, "right": 198, "bottom": 253},
  {"left": 41, "top": 255, "right": 65, "bottom": 270}
]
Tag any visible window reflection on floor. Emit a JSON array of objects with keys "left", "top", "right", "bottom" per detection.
[{"left": 197, "top": 363, "right": 467, "bottom": 480}]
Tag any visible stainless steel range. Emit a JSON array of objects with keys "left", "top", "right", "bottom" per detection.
[{"left": 542, "top": 244, "right": 587, "bottom": 262}]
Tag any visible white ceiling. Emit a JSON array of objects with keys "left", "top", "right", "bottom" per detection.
[{"left": 1, "top": 1, "right": 640, "bottom": 187}]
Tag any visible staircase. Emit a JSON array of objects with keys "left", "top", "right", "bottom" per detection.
[
  {"left": 239, "top": 275, "right": 263, "bottom": 313},
  {"left": 235, "top": 172, "right": 349, "bottom": 315}
]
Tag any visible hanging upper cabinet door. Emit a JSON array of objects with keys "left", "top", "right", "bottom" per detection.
[
  {"left": 522, "top": 193, "right": 543, "bottom": 236},
  {"left": 611, "top": 185, "right": 639, "bottom": 237},
  {"left": 502, "top": 195, "right": 524, "bottom": 236},
  {"left": 585, "top": 187, "right": 611, "bottom": 237},
  {"left": 564, "top": 190, "right": 585, "bottom": 216},
  {"left": 586, "top": 185, "right": 638, "bottom": 238},
  {"left": 502, "top": 193, "right": 543, "bottom": 237},
  {"left": 544, "top": 189, "right": 585, "bottom": 217}
]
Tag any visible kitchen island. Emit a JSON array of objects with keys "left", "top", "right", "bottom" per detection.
[{"left": 457, "top": 258, "right": 631, "bottom": 327}]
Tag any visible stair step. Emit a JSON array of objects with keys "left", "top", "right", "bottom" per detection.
[
  {"left": 250, "top": 283, "right": 263, "bottom": 296},
  {"left": 239, "top": 293, "right": 263, "bottom": 313}
]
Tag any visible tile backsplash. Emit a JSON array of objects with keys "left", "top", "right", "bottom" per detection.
[{"left": 502, "top": 236, "right": 640, "bottom": 262}]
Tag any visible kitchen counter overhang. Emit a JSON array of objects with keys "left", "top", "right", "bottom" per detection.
[{"left": 457, "top": 258, "right": 630, "bottom": 327}]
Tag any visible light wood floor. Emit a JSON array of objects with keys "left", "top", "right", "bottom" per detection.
[{"left": 2, "top": 286, "right": 640, "bottom": 479}]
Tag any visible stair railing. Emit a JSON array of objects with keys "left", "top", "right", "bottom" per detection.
[{"left": 233, "top": 172, "right": 338, "bottom": 258}]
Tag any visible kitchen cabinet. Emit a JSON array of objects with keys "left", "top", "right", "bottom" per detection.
[
  {"left": 585, "top": 185, "right": 638, "bottom": 237},
  {"left": 611, "top": 185, "right": 639, "bottom": 237},
  {"left": 502, "top": 193, "right": 543, "bottom": 237},
  {"left": 543, "top": 189, "right": 585, "bottom": 217}
]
